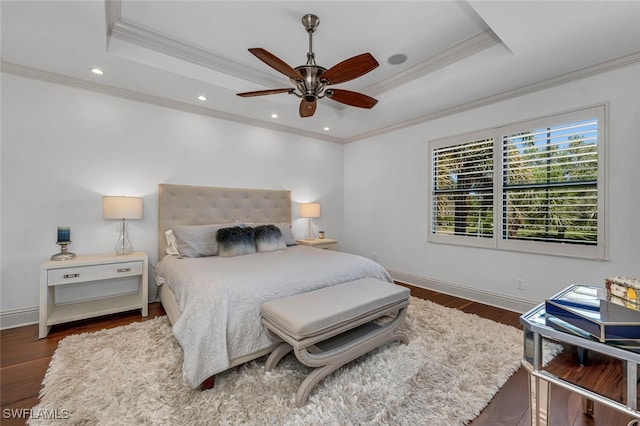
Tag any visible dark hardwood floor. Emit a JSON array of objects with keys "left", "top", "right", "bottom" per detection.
[
  {"left": 1, "top": 285, "right": 637, "bottom": 425},
  {"left": 403, "top": 285, "right": 637, "bottom": 426}
]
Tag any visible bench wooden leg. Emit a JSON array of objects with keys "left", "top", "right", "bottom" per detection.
[
  {"left": 293, "top": 327, "right": 408, "bottom": 407},
  {"left": 262, "top": 294, "right": 410, "bottom": 407},
  {"left": 292, "top": 307, "right": 409, "bottom": 406},
  {"left": 265, "top": 342, "right": 293, "bottom": 371},
  {"left": 296, "top": 363, "right": 336, "bottom": 407}
]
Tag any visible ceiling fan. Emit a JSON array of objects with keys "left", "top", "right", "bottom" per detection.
[{"left": 237, "top": 14, "right": 379, "bottom": 118}]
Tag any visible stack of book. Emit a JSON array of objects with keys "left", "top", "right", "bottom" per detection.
[
  {"left": 605, "top": 276, "right": 640, "bottom": 310},
  {"left": 544, "top": 284, "right": 640, "bottom": 351}
]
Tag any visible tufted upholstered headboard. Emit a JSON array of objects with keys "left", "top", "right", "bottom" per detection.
[{"left": 158, "top": 184, "right": 292, "bottom": 261}]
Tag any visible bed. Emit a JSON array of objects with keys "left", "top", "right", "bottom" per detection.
[{"left": 155, "top": 184, "right": 393, "bottom": 389}]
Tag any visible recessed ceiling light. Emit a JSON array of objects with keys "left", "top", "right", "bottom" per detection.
[
  {"left": 271, "top": 113, "right": 278, "bottom": 118},
  {"left": 197, "top": 95, "right": 207, "bottom": 101},
  {"left": 387, "top": 54, "right": 407, "bottom": 65},
  {"left": 90, "top": 67, "right": 104, "bottom": 75},
  {"left": 323, "top": 127, "right": 330, "bottom": 131}
]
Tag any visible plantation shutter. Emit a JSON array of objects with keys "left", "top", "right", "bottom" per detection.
[
  {"left": 501, "top": 118, "right": 599, "bottom": 245},
  {"left": 431, "top": 137, "right": 494, "bottom": 238}
]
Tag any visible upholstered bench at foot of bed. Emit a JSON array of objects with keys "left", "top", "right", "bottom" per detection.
[{"left": 261, "top": 278, "right": 410, "bottom": 407}]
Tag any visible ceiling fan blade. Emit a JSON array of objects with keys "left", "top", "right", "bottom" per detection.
[
  {"left": 326, "top": 89, "right": 378, "bottom": 109},
  {"left": 236, "top": 88, "right": 292, "bottom": 97},
  {"left": 248, "top": 48, "right": 304, "bottom": 81},
  {"left": 299, "top": 99, "right": 317, "bottom": 118},
  {"left": 321, "top": 53, "right": 379, "bottom": 85}
]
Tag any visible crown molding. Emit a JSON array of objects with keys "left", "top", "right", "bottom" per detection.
[
  {"left": 6, "top": 0, "right": 640, "bottom": 145},
  {"left": 344, "top": 50, "right": 640, "bottom": 143},
  {"left": 104, "top": 0, "right": 120, "bottom": 38},
  {"left": 109, "top": 19, "right": 285, "bottom": 90},
  {"left": 107, "top": 2, "right": 501, "bottom": 100},
  {"left": 365, "top": 30, "right": 502, "bottom": 96},
  {"left": 0, "top": 60, "right": 343, "bottom": 144},
  {"left": 101, "top": 1, "right": 640, "bottom": 143},
  {"left": 105, "top": 0, "right": 282, "bottom": 90},
  {"left": 3, "top": 50, "right": 639, "bottom": 145}
]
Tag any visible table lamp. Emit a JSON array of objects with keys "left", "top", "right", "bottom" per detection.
[
  {"left": 103, "top": 196, "right": 144, "bottom": 255},
  {"left": 299, "top": 203, "right": 320, "bottom": 240}
]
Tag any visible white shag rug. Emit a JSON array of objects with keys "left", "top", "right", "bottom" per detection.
[{"left": 31, "top": 297, "right": 560, "bottom": 425}]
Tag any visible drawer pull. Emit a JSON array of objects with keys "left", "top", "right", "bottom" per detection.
[
  {"left": 63, "top": 273, "right": 80, "bottom": 279},
  {"left": 117, "top": 268, "right": 132, "bottom": 273}
]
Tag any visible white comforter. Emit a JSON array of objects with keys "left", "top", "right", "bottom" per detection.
[{"left": 155, "top": 245, "right": 392, "bottom": 388}]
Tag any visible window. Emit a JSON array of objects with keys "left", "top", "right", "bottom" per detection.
[
  {"left": 431, "top": 133, "right": 495, "bottom": 246},
  {"left": 428, "top": 106, "right": 606, "bottom": 259}
]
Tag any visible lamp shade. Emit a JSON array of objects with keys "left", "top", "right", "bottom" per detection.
[
  {"left": 103, "top": 196, "right": 144, "bottom": 220},
  {"left": 299, "top": 203, "right": 320, "bottom": 218}
]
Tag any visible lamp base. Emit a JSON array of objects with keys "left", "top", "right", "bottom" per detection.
[
  {"left": 114, "top": 219, "right": 133, "bottom": 255},
  {"left": 304, "top": 218, "right": 316, "bottom": 240}
]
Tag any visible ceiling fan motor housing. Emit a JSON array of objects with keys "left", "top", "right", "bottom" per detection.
[{"left": 292, "top": 65, "right": 327, "bottom": 102}]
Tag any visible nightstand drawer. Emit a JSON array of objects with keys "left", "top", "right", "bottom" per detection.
[
  {"left": 315, "top": 242, "right": 338, "bottom": 251},
  {"left": 47, "top": 261, "right": 143, "bottom": 286}
]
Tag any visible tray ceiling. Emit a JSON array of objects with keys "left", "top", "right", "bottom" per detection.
[{"left": 2, "top": 1, "right": 640, "bottom": 143}]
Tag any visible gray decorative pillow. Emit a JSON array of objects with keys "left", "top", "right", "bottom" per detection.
[
  {"left": 254, "top": 225, "right": 287, "bottom": 252},
  {"left": 216, "top": 226, "right": 257, "bottom": 257},
  {"left": 172, "top": 223, "right": 240, "bottom": 258}
]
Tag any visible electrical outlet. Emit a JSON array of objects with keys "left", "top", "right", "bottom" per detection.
[
  {"left": 372, "top": 253, "right": 377, "bottom": 261},
  {"left": 516, "top": 278, "right": 525, "bottom": 290}
]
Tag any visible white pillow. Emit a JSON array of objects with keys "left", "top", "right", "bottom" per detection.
[{"left": 164, "top": 229, "right": 179, "bottom": 256}]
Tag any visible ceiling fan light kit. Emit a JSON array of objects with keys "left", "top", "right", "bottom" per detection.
[{"left": 237, "top": 14, "right": 379, "bottom": 118}]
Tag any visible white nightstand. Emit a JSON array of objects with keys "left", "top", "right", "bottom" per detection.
[
  {"left": 39, "top": 251, "right": 148, "bottom": 338},
  {"left": 296, "top": 238, "right": 338, "bottom": 251}
]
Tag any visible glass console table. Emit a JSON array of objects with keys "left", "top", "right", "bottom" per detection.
[{"left": 520, "top": 285, "right": 640, "bottom": 425}]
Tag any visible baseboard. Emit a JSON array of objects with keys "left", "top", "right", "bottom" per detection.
[
  {"left": 0, "top": 306, "right": 39, "bottom": 330},
  {"left": 2, "top": 274, "right": 532, "bottom": 329},
  {"left": 388, "top": 268, "right": 536, "bottom": 314},
  {"left": 0, "top": 289, "right": 160, "bottom": 331}
]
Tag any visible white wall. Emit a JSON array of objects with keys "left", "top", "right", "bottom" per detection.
[
  {"left": 3, "top": 63, "right": 639, "bottom": 326},
  {"left": 1, "top": 74, "right": 345, "bottom": 326},
  {"left": 343, "top": 63, "right": 640, "bottom": 311}
]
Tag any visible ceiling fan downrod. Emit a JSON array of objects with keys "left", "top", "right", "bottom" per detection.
[
  {"left": 294, "top": 14, "right": 326, "bottom": 103},
  {"left": 301, "top": 14, "right": 319, "bottom": 66}
]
